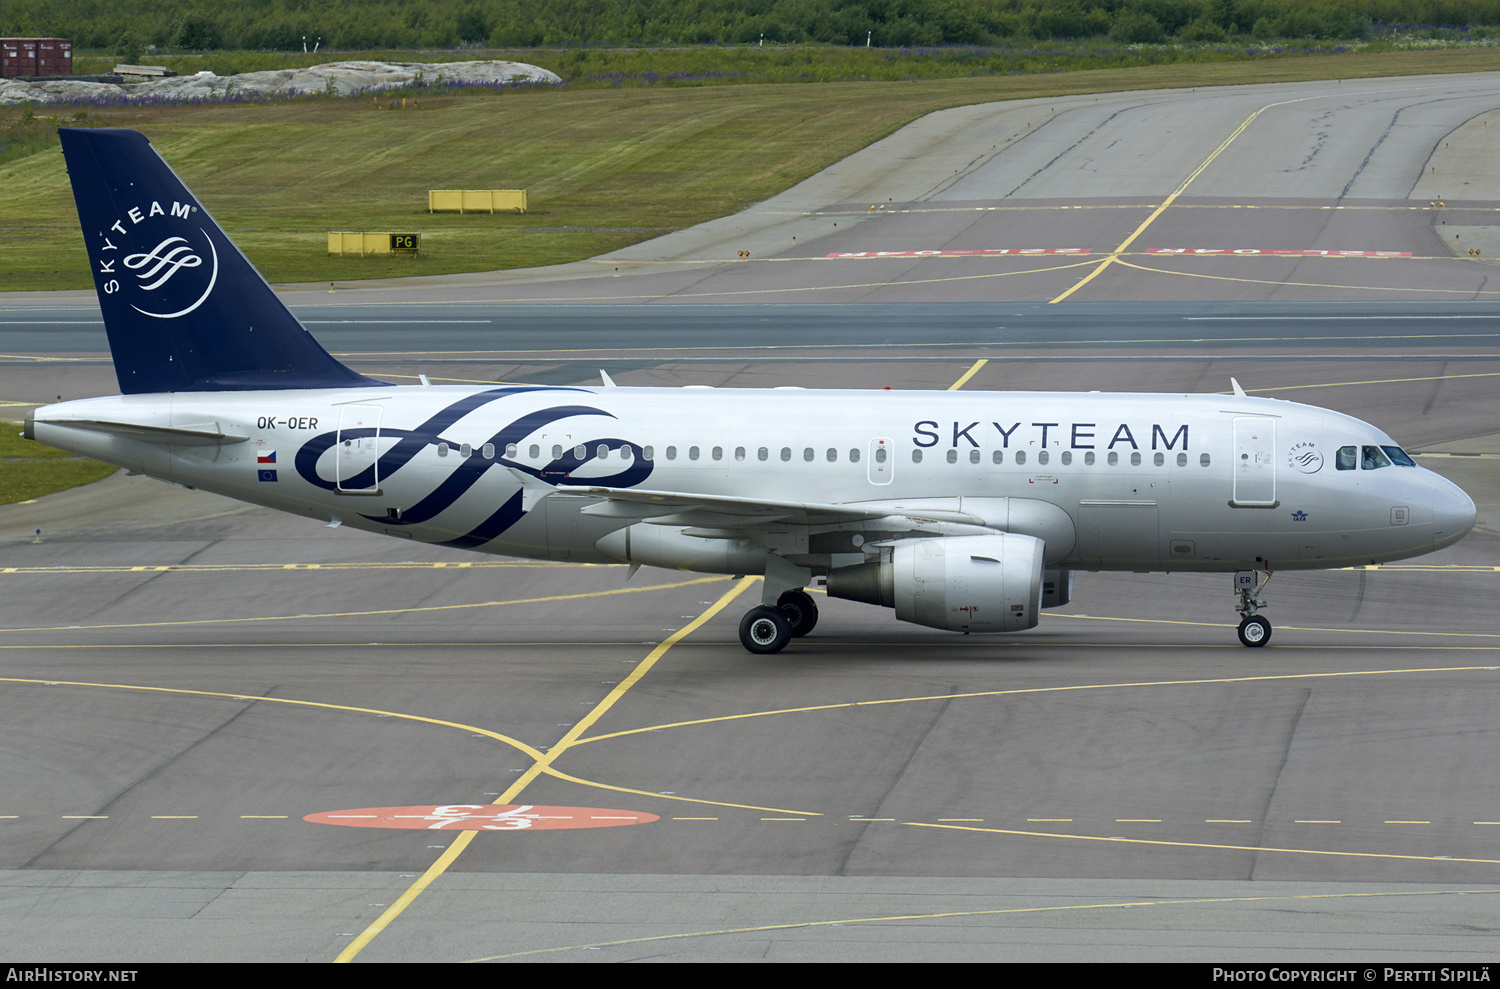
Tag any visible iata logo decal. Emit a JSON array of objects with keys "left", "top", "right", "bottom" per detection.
[
  {"left": 1287, "top": 441, "right": 1323, "bottom": 474},
  {"left": 94, "top": 200, "right": 219, "bottom": 319}
]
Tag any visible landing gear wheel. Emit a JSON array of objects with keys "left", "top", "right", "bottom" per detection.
[
  {"left": 776, "top": 589, "right": 819, "bottom": 637},
  {"left": 740, "top": 606, "right": 792, "bottom": 655},
  {"left": 1237, "top": 615, "right": 1272, "bottom": 648}
]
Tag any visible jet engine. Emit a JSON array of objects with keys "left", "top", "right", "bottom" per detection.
[{"left": 826, "top": 533, "right": 1045, "bottom": 633}]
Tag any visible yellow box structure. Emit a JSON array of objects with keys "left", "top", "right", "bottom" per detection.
[
  {"left": 328, "top": 232, "right": 420, "bottom": 256},
  {"left": 428, "top": 190, "right": 527, "bottom": 214}
]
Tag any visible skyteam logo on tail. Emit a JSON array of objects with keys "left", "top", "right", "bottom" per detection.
[{"left": 95, "top": 200, "right": 219, "bottom": 320}]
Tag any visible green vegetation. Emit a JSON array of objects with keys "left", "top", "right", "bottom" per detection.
[
  {"left": 3, "top": 45, "right": 1499, "bottom": 291},
  {"left": 8, "top": 0, "right": 1500, "bottom": 50},
  {"left": 0, "top": 424, "right": 116, "bottom": 505}
]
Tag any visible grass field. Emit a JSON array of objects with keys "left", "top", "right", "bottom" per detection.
[{"left": 3, "top": 46, "right": 1500, "bottom": 292}]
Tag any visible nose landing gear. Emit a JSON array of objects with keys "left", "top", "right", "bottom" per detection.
[{"left": 1234, "top": 570, "right": 1272, "bottom": 647}]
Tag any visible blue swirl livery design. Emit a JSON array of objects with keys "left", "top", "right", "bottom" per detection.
[
  {"left": 294, "top": 388, "right": 654, "bottom": 548},
  {"left": 25, "top": 127, "right": 1479, "bottom": 656}
]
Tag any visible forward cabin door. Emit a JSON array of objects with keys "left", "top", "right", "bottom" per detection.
[{"left": 1231, "top": 416, "right": 1276, "bottom": 507}]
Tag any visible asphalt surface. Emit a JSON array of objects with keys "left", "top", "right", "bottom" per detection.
[{"left": 3, "top": 71, "right": 1500, "bottom": 964}]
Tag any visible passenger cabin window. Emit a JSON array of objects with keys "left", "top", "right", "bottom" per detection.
[
  {"left": 849, "top": 448, "right": 860, "bottom": 463},
  {"left": 1037, "top": 450, "right": 1049, "bottom": 465}
]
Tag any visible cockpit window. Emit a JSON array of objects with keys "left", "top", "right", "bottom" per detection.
[
  {"left": 1361, "top": 445, "right": 1392, "bottom": 470},
  {"left": 1336, "top": 446, "right": 1357, "bottom": 471},
  {"left": 1381, "top": 445, "right": 1417, "bottom": 467}
]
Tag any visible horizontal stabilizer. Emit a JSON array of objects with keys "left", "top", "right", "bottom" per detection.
[{"left": 28, "top": 417, "right": 248, "bottom": 446}]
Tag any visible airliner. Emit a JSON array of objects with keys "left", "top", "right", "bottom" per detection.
[{"left": 23, "top": 128, "right": 1478, "bottom": 653}]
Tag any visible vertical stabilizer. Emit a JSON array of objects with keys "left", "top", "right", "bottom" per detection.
[{"left": 59, "top": 128, "right": 377, "bottom": 394}]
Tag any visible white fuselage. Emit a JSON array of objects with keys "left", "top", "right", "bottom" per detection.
[{"left": 29, "top": 384, "right": 1475, "bottom": 576}]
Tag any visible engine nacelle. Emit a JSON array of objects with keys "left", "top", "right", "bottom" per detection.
[{"left": 826, "top": 533, "right": 1044, "bottom": 633}]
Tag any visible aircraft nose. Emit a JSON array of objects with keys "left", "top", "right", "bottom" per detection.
[{"left": 1431, "top": 476, "right": 1477, "bottom": 550}]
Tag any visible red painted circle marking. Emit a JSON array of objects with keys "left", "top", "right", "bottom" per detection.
[{"left": 304, "top": 804, "right": 659, "bottom": 831}]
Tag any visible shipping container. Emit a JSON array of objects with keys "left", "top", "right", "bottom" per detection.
[{"left": 2, "top": 38, "right": 72, "bottom": 78}]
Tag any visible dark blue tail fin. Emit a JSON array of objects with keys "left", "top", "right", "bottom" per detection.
[{"left": 59, "top": 128, "right": 378, "bottom": 394}]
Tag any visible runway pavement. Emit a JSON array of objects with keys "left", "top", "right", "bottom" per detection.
[{"left": 3, "top": 71, "right": 1500, "bottom": 963}]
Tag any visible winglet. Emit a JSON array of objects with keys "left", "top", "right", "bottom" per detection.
[
  {"left": 1230, "top": 377, "right": 1247, "bottom": 398},
  {"left": 58, "top": 128, "right": 379, "bottom": 394},
  {"left": 600, "top": 369, "right": 616, "bottom": 388}
]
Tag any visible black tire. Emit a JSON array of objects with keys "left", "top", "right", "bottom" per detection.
[
  {"left": 740, "top": 605, "right": 792, "bottom": 655},
  {"left": 777, "top": 589, "right": 819, "bottom": 637},
  {"left": 1237, "top": 615, "right": 1272, "bottom": 647}
]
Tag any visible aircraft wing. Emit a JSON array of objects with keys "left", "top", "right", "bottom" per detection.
[{"left": 574, "top": 485, "right": 985, "bottom": 529}]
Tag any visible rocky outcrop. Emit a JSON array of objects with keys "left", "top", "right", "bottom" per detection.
[{"left": 0, "top": 59, "right": 562, "bottom": 105}]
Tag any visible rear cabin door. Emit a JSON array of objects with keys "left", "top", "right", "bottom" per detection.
[{"left": 336, "top": 404, "right": 383, "bottom": 494}]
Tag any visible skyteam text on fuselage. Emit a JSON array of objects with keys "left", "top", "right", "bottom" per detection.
[{"left": 26, "top": 128, "right": 1478, "bottom": 653}]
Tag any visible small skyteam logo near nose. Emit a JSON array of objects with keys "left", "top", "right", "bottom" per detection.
[
  {"left": 94, "top": 200, "right": 219, "bottom": 319},
  {"left": 1287, "top": 441, "right": 1323, "bottom": 474}
]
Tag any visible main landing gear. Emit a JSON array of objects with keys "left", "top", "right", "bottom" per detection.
[
  {"left": 1234, "top": 570, "right": 1272, "bottom": 647},
  {"left": 738, "top": 589, "right": 819, "bottom": 655}
]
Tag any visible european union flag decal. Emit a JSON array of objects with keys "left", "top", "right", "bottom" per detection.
[{"left": 258, "top": 469, "right": 278, "bottom": 482}]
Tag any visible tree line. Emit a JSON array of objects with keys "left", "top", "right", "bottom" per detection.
[{"left": 5, "top": 0, "right": 1500, "bottom": 53}]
